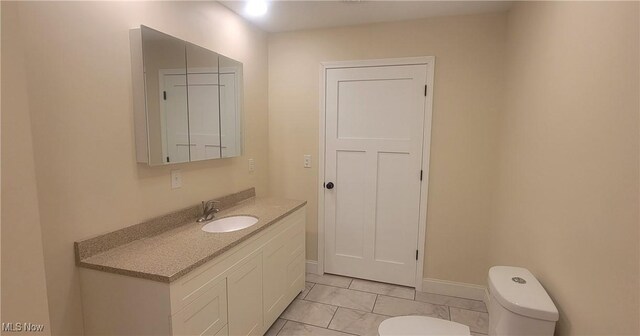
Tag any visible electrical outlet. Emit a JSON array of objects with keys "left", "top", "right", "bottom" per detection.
[
  {"left": 171, "top": 170, "right": 182, "bottom": 189},
  {"left": 304, "top": 155, "right": 312, "bottom": 168},
  {"left": 248, "top": 158, "right": 255, "bottom": 173}
]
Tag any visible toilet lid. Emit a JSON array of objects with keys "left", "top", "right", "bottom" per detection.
[{"left": 378, "top": 316, "right": 470, "bottom": 336}]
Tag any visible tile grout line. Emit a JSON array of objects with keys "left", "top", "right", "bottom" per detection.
[
  {"left": 309, "top": 272, "right": 414, "bottom": 290},
  {"left": 270, "top": 319, "right": 287, "bottom": 336},
  {"left": 302, "top": 284, "right": 382, "bottom": 313},
  {"left": 449, "top": 305, "right": 491, "bottom": 333},
  {"left": 299, "top": 296, "right": 393, "bottom": 318},
  {"left": 306, "top": 281, "right": 351, "bottom": 290},
  {"left": 308, "top": 282, "right": 414, "bottom": 300},
  {"left": 371, "top": 294, "right": 379, "bottom": 313},
  {"left": 281, "top": 319, "right": 360, "bottom": 336},
  {"left": 298, "top": 297, "right": 339, "bottom": 310},
  {"left": 325, "top": 320, "right": 363, "bottom": 336},
  {"left": 274, "top": 320, "right": 290, "bottom": 336},
  {"left": 302, "top": 295, "right": 377, "bottom": 313},
  {"left": 302, "top": 282, "right": 316, "bottom": 300},
  {"left": 308, "top": 275, "right": 413, "bottom": 296},
  {"left": 326, "top": 305, "right": 340, "bottom": 330},
  {"left": 321, "top": 306, "right": 363, "bottom": 336}
]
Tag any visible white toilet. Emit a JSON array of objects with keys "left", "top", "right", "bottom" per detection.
[{"left": 378, "top": 266, "right": 559, "bottom": 336}]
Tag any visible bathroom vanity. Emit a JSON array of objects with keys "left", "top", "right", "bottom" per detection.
[{"left": 75, "top": 189, "right": 306, "bottom": 336}]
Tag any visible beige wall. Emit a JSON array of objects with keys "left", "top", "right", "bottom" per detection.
[
  {"left": 4, "top": 2, "right": 639, "bottom": 335},
  {"left": 1, "top": 3, "right": 52, "bottom": 335},
  {"left": 268, "top": 13, "right": 506, "bottom": 285},
  {"left": 4, "top": 1, "right": 269, "bottom": 334},
  {"left": 492, "top": 2, "right": 639, "bottom": 335}
]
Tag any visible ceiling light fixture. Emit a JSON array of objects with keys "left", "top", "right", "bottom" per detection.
[{"left": 245, "top": 0, "right": 267, "bottom": 17}]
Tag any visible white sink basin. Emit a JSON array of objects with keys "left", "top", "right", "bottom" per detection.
[{"left": 201, "top": 216, "right": 259, "bottom": 233}]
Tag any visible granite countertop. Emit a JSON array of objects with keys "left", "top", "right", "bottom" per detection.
[{"left": 75, "top": 192, "right": 306, "bottom": 283}]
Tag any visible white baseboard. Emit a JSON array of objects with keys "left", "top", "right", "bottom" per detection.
[
  {"left": 422, "top": 278, "right": 487, "bottom": 301},
  {"left": 306, "top": 260, "right": 318, "bottom": 274}
]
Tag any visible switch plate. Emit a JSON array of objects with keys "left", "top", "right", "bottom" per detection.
[
  {"left": 171, "top": 170, "right": 182, "bottom": 189},
  {"left": 248, "top": 159, "right": 255, "bottom": 173},
  {"left": 304, "top": 155, "right": 312, "bottom": 168}
]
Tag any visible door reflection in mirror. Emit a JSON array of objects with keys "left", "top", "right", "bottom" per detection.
[
  {"left": 219, "top": 55, "right": 243, "bottom": 158},
  {"left": 187, "top": 43, "right": 221, "bottom": 161}
]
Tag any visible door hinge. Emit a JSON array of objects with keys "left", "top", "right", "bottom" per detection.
[
  {"left": 424, "top": 85, "right": 427, "bottom": 97},
  {"left": 416, "top": 250, "right": 419, "bottom": 260},
  {"left": 420, "top": 170, "right": 423, "bottom": 181},
  {"left": 163, "top": 91, "right": 167, "bottom": 100}
]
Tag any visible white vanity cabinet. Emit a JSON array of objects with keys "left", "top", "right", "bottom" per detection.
[
  {"left": 79, "top": 207, "right": 306, "bottom": 336},
  {"left": 171, "top": 278, "right": 228, "bottom": 335}
]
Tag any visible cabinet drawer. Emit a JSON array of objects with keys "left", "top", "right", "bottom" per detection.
[{"left": 171, "top": 278, "right": 227, "bottom": 336}]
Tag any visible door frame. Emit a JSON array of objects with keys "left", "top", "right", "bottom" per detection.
[{"left": 317, "top": 57, "right": 435, "bottom": 291}]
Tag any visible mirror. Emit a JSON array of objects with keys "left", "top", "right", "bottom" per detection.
[
  {"left": 141, "top": 26, "right": 189, "bottom": 165},
  {"left": 218, "top": 55, "right": 243, "bottom": 158},
  {"left": 130, "top": 26, "right": 243, "bottom": 166}
]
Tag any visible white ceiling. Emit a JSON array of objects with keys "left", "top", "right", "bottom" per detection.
[{"left": 219, "top": 1, "right": 513, "bottom": 33}]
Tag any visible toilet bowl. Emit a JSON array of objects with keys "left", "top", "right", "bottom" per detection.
[
  {"left": 378, "top": 266, "right": 559, "bottom": 336},
  {"left": 378, "top": 316, "right": 470, "bottom": 336}
]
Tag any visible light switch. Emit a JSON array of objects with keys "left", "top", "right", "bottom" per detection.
[
  {"left": 171, "top": 170, "right": 182, "bottom": 189},
  {"left": 248, "top": 158, "right": 255, "bottom": 173},
  {"left": 304, "top": 155, "right": 312, "bottom": 168}
]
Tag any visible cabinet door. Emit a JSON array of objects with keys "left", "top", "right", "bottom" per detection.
[
  {"left": 263, "top": 216, "right": 306, "bottom": 326},
  {"left": 171, "top": 278, "right": 227, "bottom": 336},
  {"left": 227, "top": 253, "right": 263, "bottom": 336},
  {"left": 263, "top": 227, "right": 290, "bottom": 325},
  {"left": 284, "top": 220, "right": 305, "bottom": 296}
]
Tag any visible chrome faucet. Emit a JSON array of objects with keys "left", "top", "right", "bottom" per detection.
[{"left": 197, "top": 200, "right": 220, "bottom": 222}]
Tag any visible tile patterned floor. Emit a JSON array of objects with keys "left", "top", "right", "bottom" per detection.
[{"left": 267, "top": 273, "right": 489, "bottom": 336}]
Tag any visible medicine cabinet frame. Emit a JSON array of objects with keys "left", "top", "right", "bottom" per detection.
[{"left": 130, "top": 25, "right": 244, "bottom": 166}]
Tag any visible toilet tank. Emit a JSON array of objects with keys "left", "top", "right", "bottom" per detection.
[{"left": 488, "top": 266, "right": 559, "bottom": 336}]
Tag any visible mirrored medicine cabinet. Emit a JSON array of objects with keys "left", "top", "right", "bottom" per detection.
[{"left": 130, "top": 25, "right": 243, "bottom": 166}]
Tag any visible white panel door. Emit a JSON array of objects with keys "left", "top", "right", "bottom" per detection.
[
  {"left": 187, "top": 73, "right": 222, "bottom": 161},
  {"left": 324, "top": 64, "right": 427, "bottom": 286}
]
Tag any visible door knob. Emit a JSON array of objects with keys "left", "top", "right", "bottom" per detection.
[{"left": 325, "top": 182, "right": 334, "bottom": 189}]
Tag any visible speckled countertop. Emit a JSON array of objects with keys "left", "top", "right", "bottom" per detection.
[{"left": 76, "top": 193, "right": 306, "bottom": 283}]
